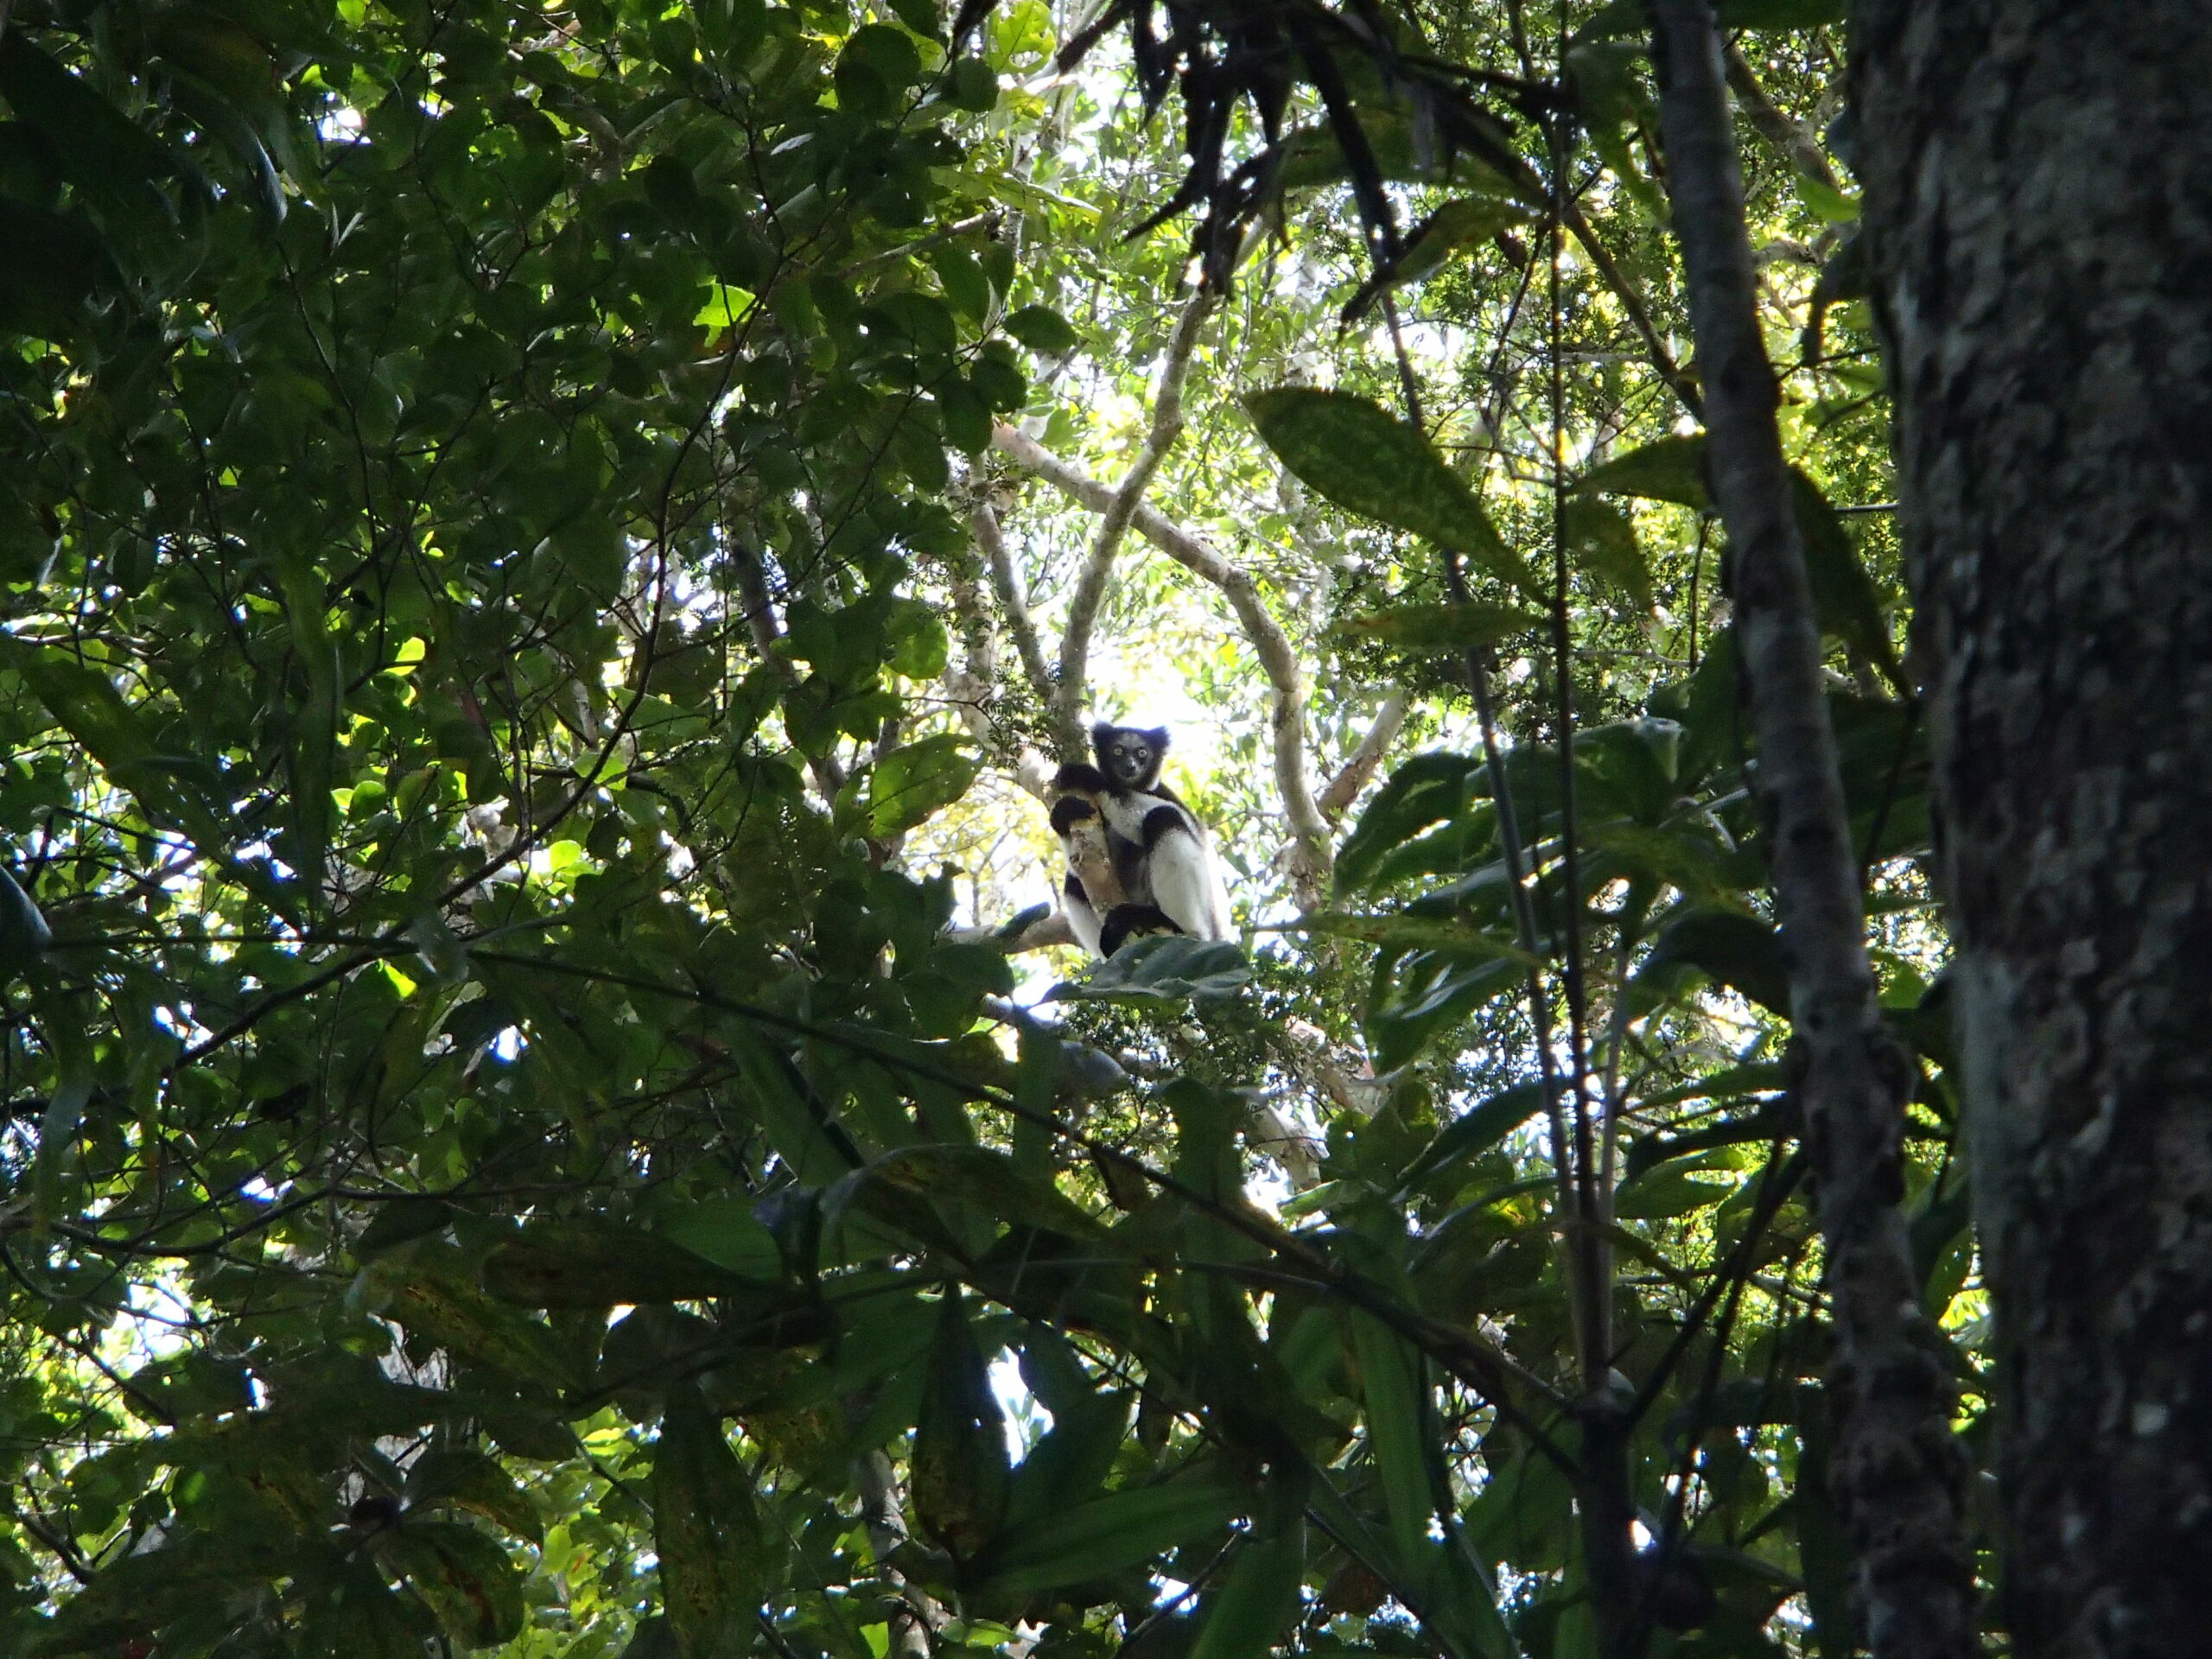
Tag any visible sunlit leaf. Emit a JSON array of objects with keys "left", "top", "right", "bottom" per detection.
[{"left": 1245, "top": 387, "right": 1543, "bottom": 599}]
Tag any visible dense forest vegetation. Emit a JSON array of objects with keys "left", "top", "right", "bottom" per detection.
[{"left": 3, "top": 1, "right": 2204, "bottom": 1656}]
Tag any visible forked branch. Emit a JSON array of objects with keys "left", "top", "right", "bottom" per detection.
[
  {"left": 994, "top": 423, "right": 1334, "bottom": 907},
  {"left": 1050, "top": 290, "right": 1217, "bottom": 754}
]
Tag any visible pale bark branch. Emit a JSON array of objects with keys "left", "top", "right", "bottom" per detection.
[
  {"left": 1723, "top": 42, "right": 1845, "bottom": 196},
  {"left": 945, "top": 910, "right": 1077, "bottom": 953},
  {"left": 1050, "top": 290, "right": 1217, "bottom": 754},
  {"left": 855, "top": 1448, "right": 942, "bottom": 1656},
  {"left": 970, "top": 502, "right": 1056, "bottom": 714},
  {"left": 945, "top": 507, "right": 1053, "bottom": 802},
  {"left": 994, "top": 423, "right": 1333, "bottom": 907},
  {"left": 1248, "top": 1100, "right": 1323, "bottom": 1187},
  {"left": 1319, "top": 692, "right": 1408, "bottom": 823},
  {"left": 1649, "top": 6, "right": 1975, "bottom": 1656}
]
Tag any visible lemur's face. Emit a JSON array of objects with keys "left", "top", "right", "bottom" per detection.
[{"left": 1102, "top": 728, "right": 1159, "bottom": 786}]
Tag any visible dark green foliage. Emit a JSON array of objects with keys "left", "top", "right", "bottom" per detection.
[{"left": 0, "top": 3, "right": 1974, "bottom": 1658}]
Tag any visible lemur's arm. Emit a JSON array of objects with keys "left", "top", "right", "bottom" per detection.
[{"left": 1052, "top": 761, "right": 1112, "bottom": 797}]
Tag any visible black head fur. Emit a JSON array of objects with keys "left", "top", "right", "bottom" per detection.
[{"left": 1091, "top": 722, "right": 1169, "bottom": 791}]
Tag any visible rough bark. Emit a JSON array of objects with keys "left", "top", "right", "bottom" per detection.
[
  {"left": 1649, "top": 5, "right": 1977, "bottom": 1656},
  {"left": 1853, "top": 7, "right": 2212, "bottom": 1653}
]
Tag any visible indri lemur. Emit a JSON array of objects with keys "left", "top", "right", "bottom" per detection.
[{"left": 1051, "top": 722, "right": 1230, "bottom": 956}]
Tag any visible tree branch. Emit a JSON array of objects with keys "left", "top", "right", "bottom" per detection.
[
  {"left": 1318, "top": 692, "right": 1408, "bottom": 822},
  {"left": 970, "top": 502, "right": 1057, "bottom": 715},
  {"left": 1648, "top": 7, "right": 1974, "bottom": 1656},
  {"left": 1723, "top": 41, "right": 1844, "bottom": 196},
  {"left": 944, "top": 506, "right": 1053, "bottom": 801},
  {"left": 944, "top": 909, "right": 1077, "bottom": 953},
  {"left": 1560, "top": 200, "right": 1705, "bottom": 419},
  {"left": 995, "top": 423, "right": 1333, "bottom": 907},
  {"left": 1050, "top": 290, "right": 1216, "bottom": 755}
]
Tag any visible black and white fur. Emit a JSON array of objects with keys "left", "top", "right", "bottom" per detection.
[{"left": 1051, "top": 723, "right": 1231, "bottom": 957}]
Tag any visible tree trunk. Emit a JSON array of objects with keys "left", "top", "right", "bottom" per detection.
[
  {"left": 1853, "top": 7, "right": 2212, "bottom": 1652},
  {"left": 1649, "top": 7, "right": 1977, "bottom": 1655}
]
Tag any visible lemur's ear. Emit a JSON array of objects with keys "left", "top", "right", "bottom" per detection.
[
  {"left": 1090, "top": 721, "right": 1116, "bottom": 746},
  {"left": 1146, "top": 727, "right": 1171, "bottom": 751}
]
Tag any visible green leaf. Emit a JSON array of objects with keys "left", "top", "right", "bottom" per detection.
[
  {"left": 1332, "top": 601, "right": 1547, "bottom": 654},
  {"left": 930, "top": 245, "right": 992, "bottom": 321},
  {"left": 480, "top": 1219, "right": 789, "bottom": 1308},
  {"left": 404, "top": 1449, "right": 543, "bottom": 1543},
  {"left": 1637, "top": 909, "right": 1791, "bottom": 1017},
  {"left": 0, "top": 35, "right": 188, "bottom": 216},
  {"left": 1187, "top": 1496, "right": 1305, "bottom": 1659},
  {"left": 1612, "top": 1162, "right": 1737, "bottom": 1220},
  {"left": 1044, "top": 934, "right": 1251, "bottom": 1003},
  {"left": 1798, "top": 171, "right": 1862, "bottom": 223},
  {"left": 1562, "top": 493, "right": 1651, "bottom": 609},
  {"left": 861, "top": 733, "right": 976, "bottom": 836},
  {"left": 0, "top": 866, "right": 51, "bottom": 962},
  {"left": 376, "top": 1521, "right": 527, "bottom": 1649},
  {"left": 949, "top": 55, "right": 1000, "bottom": 111},
  {"left": 385, "top": 1255, "right": 582, "bottom": 1390},
  {"left": 1624, "top": 1091, "right": 1788, "bottom": 1179},
  {"left": 1006, "top": 1391, "right": 1128, "bottom": 1523},
  {"left": 1337, "top": 753, "right": 1480, "bottom": 894},
  {"left": 1342, "top": 194, "right": 1532, "bottom": 321},
  {"left": 935, "top": 378, "right": 995, "bottom": 454},
  {"left": 1304, "top": 912, "right": 1533, "bottom": 967},
  {"left": 971, "top": 1477, "right": 1247, "bottom": 1596},
  {"left": 840, "top": 22, "right": 922, "bottom": 88},
  {"left": 28, "top": 980, "right": 93, "bottom": 1226},
  {"left": 1350, "top": 1313, "right": 1433, "bottom": 1568},
  {"left": 1365, "top": 950, "right": 1520, "bottom": 1071},
  {"left": 1796, "top": 1394, "right": 1857, "bottom": 1659},
  {"left": 857, "top": 1144, "right": 1107, "bottom": 1240},
  {"left": 1581, "top": 441, "right": 1904, "bottom": 688},
  {"left": 1791, "top": 473, "right": 1906, "bottom": 692},
  {"left": 1578, "top": 434, "right": 1709, "bottom": 509},
  {"left": 911, "top": 1291, "right": 1010, "bottom": 1560},
  {"left": 652, "top": 1387, "right": 776, "bottom": 1658},
  {"left": 1395, "top": 1082, "right": 1546, "bottom": 1193},
  {"left": 1002, "top": 302, "right": 1078, "bottom": 354},
  {"left": 26, "top": 1534, "right": 297, "bottom": 1656},
  {"left": 277, "top": 560, "right": 340, "bottom": 903},
  {"left": 657, "top": 1198, "right": 784, "bottom": 1278},
  {"left": 0, "top": 640, "right": 238, "bottom": 883},
  {"left": 356, "top": 1197, "right": 459, "bottom": 1255},
  {"left": 3, "top": 640, "right": 160, "bottom": 773},
  {"left": 1245, "top": 388, "right": 1543, "bottom": 600},
  {"left": 885, "top": 598, "right": 953, "bottom": 679}
]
